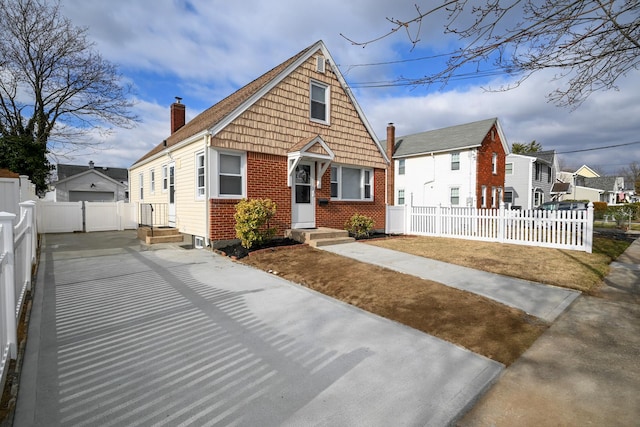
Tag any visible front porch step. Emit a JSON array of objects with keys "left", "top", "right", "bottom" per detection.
[
  {"left": 285, "top": 227, "right": 355, "bottom": 247},
  {"left": 137, "top": 226, "right": 184, "bottom": 245}
]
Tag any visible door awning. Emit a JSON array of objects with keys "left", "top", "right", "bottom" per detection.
[{"left": 287, "top": 135, "right": 335, "bottom": 188}]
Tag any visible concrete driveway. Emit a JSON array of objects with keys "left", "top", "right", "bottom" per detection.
[{"left": 14, "top": 231, "right": 502, "bottom": 426}]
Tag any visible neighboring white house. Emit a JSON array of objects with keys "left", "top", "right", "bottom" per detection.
[
  {"left": 505, "top": 150, "right": 558, "bottom": 209},
  {"left": 387, "top": 118, "right": 509, "bottom": 208},
  {"left": 52, "top": 162, "right": 129, "bottom": 202}
]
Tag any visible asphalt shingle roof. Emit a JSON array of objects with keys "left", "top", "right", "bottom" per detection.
[
  {"left": 390, "top": 118, "right": 498, "bottom": 158},
  {"left": 56, "top": 164, "right": 129, "bottom": 182}
]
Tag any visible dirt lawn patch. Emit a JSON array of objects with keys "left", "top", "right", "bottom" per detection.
[{"left": 242, "top": 246, "right": 547, "bottom": 366}]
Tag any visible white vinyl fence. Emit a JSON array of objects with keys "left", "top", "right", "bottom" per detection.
[
  {"left": 387, "top": 203, "right": 594, "bottom": 253},
  {"left": 0, "top": 201, "right": 37, "bottom": 392},
  {"left": 37, "top": 201, "right": 138, "bottom": 233}
]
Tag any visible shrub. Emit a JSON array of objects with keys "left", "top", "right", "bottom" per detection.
[
  {"left": 234, "top": 198, "right": 277, "bottom": 249},
  {"left": 345, "top": 213, "right": 374, "bottom": 238},
  {"left": 606, "top": 204, "right": 636, "bottom": 228},
  {"left": 593, "top": 201, "right": 608, "bottom": 219}
]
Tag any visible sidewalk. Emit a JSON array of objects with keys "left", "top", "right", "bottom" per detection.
[
  {"left": 459, "top": 237, "right": 640, "bottom": 426},
  {"left": 320, "top": 242, "right": 580, "bottom": 322}
]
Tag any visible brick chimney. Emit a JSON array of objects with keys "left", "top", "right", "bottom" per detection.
[
  {"left": 170, "top": 97, "right": 186, "bottom": 134},
  {"left": 386, "top": 123, "right": 395, "bottom": 205}
]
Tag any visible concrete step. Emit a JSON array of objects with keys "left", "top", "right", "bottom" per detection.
[
  {"left": 286, "top": 228, "right": 350, "bottom": 244},
  {"left": 145, "top": 234, "right": 184, "bottom": 244},
  {"left": 307, "top": 237, "right": 356, "bottom": 247}
]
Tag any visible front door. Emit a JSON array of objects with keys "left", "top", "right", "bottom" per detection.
[
  {"left": 291, "top": 162, "right": 315, "bottom": 228},
  {"left": 168, "top": 163, "right": 176, "bottom": 227}
]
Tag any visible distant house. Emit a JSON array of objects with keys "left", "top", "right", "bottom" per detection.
[
  {"left": 505, "top": 150, "right": 559, "bottom": 209},
  {"left": 129, "top": 40, "right": 388, "bottom": 247},
  {"left": 52, "top": 162, "right": 129, "bottom": 202},
  {"left": 386, "top": 118, "right": 509, "bottom": 208},
  {"left": 557, "top": 165, "right": 626, "bottom": 204}
]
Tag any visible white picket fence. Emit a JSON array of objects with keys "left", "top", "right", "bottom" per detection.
[
  {"left": 386, "top": 203, "right": 594, "bottom": 253},
  {"left": 37, "top": 201, "right": 138, "bottom": 233},
  {"left": 0, "top": 201, "right": 37, "bottom": 393}
]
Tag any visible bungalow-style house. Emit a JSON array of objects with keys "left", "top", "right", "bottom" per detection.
[
  {"left": 129, "top": 40, "right": 389, "bottom": 247},
  {"left": 52, "top": 162, "right": 129, "bottom": 202},
  {"left": 386, "top": 118, "right": 508, "bottom": 208},
  {"left": 505, "top": 150, "right": 559, "bottom": 209}
]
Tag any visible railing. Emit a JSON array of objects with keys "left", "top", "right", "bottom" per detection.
[
  {"left": 0, "top": 201, "right": 37, "bottom": 392},
  {"left": 139, "top": 203, "right": 169, "bottom": 235},
  {"left": 387, "top": 202, "right": 594, "bottom": 253}
]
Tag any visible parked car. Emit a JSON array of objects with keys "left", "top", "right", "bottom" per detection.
[{"left": 538, "top": 201, "right": 587, "bottom": 211}]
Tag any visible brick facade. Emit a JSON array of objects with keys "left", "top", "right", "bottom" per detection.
[
  {"left": 475, "top": 124, "right": 507, "bottom": 208},
  {"left": 209, "top": 152, "right": 387, "bottom": 242}
]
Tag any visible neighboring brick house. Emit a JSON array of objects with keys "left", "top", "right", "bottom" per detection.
[
  {"left": 52, "top": 162, "right": 129, "bottom": 202},
  {"left": 505, "top": 150, "right": 559, "bottom": 209},
  {"left": 129, "top": 40, "right": 389, "bottom": 247},
  {"left": 386, "top": 118, "right": 508, "bottom": 208}
]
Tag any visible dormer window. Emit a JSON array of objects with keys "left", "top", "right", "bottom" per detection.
[{"left": 310, "top": 80, "right": 329, "bottom": 124}]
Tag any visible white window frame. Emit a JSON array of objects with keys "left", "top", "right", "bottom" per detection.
[
  {"left": 162, "top": 164, "right": 168, "bottom": 192},
  {"left": 195, "top": 151, "right": 205, "bottom": 200},
  {"left": 451, "top": 153, "right": 460, "bottom": 171},
  {"left": 492, "top": 153, "right": 498, "bottom": 174},
  {"left": 505, "top": 162, "right": 513, "bottom": 175},
  {"left": 150, "top": 169, "right": 155, "bottom": 194},
  {"left": 450, "top": 187, "right": 460, "bottom": 206},
  {"left": 481, "top": 185, "right": 487, "bottom": 208},
  {"left": 214, "top": 150, "right": 246, "bottom": 199},
  {"left": 139, "top": 173, "right": 144, "bottom": 201},
  {"left": 398, "top": 159, "right": 405, "bottom": 175},
  {"left": 329, "top": 164, "right": 374, "bottom": 201},
  {"left": 397, "top": 189, "right": 405, "bottom": 205},
  {"left": 310, "top": 80, "right": 330, "bottom": 125}
]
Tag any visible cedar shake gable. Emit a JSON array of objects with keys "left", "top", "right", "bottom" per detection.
[{"left": 132, "top": 40, "right": 387, "bottom": 168}]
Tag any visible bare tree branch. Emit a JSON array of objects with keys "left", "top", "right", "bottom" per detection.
[{"left": 343, "top": 0, "right": 640, "bottom": 107}]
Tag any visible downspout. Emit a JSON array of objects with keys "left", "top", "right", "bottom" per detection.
[
  {"left": 205, "top": 133, "right": 212, "bottom": 247},
  {"left": 386, "top": 123, "right": 395, "bottom": 206}
]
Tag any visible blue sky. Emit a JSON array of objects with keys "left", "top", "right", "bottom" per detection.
[{"left": 56, "top": 0, "right": 640, "bottom": 176}]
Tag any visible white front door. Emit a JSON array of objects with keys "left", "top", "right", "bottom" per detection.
[
  {"left": 168, "top": 163, "right": 176, "bottom": 227},
  {"left": 291, "top": 162, "right": 315, "bottom": 228}
]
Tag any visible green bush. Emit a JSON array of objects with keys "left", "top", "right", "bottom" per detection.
[
  {"left": 234, "top": 198, "right": 277, "bottom": 249},
  {"left": 345, "top": 213, "right": 374, "bottom": 238},
  {"left": 606, "top": 204, "right": 637, "bottom": 228}
]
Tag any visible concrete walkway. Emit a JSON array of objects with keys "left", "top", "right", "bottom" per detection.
[
  {"left": 459, "top": 237, "right": 640, "bottom": 426},
  {"left": 13, "top": 231, "right": 502, "bottom": 426},
  {"left": 321, "top": 242, "right": 580, "bottom": 322}
]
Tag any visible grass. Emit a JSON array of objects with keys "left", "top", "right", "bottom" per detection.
[{"left": 241, "top": 234, "right": 631, "bottom": 366}]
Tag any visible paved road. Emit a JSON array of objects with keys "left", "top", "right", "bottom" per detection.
[
  {"left": 14, "top": 231, "right": 502, "bottom": 426},
  {"left": 321, "top": 242, "right": 579, "bottom": 322}
]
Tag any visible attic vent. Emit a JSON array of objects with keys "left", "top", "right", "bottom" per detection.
[{"left": 316, "top": 56, "right": 325, "bottom": 73}]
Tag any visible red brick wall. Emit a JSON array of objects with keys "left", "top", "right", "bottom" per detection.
[
  {"left": 475, "top": 124, "right": 507, "bottom": 208},
  {"left": 209, "top": 152, "right": 387, "bottom": 242}
]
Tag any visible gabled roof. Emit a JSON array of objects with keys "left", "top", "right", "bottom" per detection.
[
  {"left": 391, "top": 118, "right": 507, "bottom": 158},
  {"left": 54, "top": 168, "right": 127, "bottom": 188},
  {"left": 581, "top": 176, "right": 620, "bottom": 191},
  {"left": 132, "top": 40, "right": 387, "bottom": 167},
  {"left": 57, "top": 163, "right": 128, "bottom": 183},
  {"left": 533, "top": 150, "right": 556, "bottom": 166}
]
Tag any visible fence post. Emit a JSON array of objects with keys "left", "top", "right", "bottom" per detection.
[
  {"left": 0, "top": 212, "right": 17, "bottom": 359},
  {"left": 498, "top": 201, "right": 506, "bottom": 243},
  {"left": 20, "top": 201, "right": 37, "bottom": 266},
  {"left": 585, "top": 202, "right": 594, "bottom": 253}
]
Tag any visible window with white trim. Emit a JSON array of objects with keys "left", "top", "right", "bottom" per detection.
[
  {"left": 162, "top": 165, "right": 168, "bottom": 192},
  {"left": 492, "top": 186, "right": 497, "bottom": 207},
  {"left": 150, "top": 169, "right": 155, "bottom": 194},
  {"left": 398, "top": 159, "right": 405, "bottom": 175},
  {"left": 218, "top": 152, "right": 245, "bottom": 198},
  {"left": 330, "top": 165, "right": 374, "bottom": 201},
  {"left": 505, "top": 162, "right": 513, "bottom": 175},
  {"left": 504, "top": 191, "right": 514, "bottom": 204},
  {"left": 310, "top": 81, "right": 329, "bottom": 124},
  {"left": 139, "top": 173, "right": 144, "bottom": 200},
  {"left": 492, "top": 153, "right": 498, "bottom": 174},
  {"left": 451, "top": 153, "right": 460, "bottom": 170},
  {"left": 450, "top": 187, "right": 460, "bottom": 205},
  {"left": 397, "top": 189, "right": 405, "bottom": 205},
  {"left": 196, "top": 152, "right": 205, "bottom": 199},
  {"left": 481, "top": 185, "right": 487, "bottom": 207}
]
